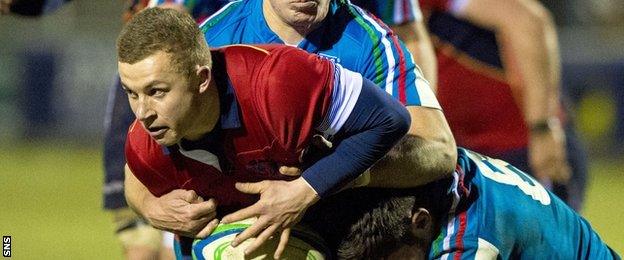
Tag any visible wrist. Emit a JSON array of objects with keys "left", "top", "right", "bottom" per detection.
[{"left": 295, "top": 178, "right": 320, "bottom": 205}]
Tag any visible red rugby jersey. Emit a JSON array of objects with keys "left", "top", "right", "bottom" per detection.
[{"left": 125, "top": 45, "right": 335, "bottom": 212}]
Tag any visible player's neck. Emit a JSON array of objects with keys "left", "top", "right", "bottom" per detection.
[{"left": 262, "top": 0, "right": 322, "bottom": 45}]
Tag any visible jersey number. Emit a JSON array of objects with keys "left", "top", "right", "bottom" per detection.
[{"left": 466, "top": 151, "right": 551, "bottom": 205}]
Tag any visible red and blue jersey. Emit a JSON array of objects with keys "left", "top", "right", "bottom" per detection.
[
  {"left": 418, "top": 0, "right": 529, "bottom": 155},
  {"left": 200, "top": 0, "right": 439, "bottom": 109},
  {"left": 125, "top": 45, "right": 409, "bottom": 213}
]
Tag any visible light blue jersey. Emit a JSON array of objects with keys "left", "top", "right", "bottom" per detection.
[
  {"left": 199, "top": 0, "right": 439, "bottom": 108},
  {"left": 431, "top": 148, "right": 620, "bottom": 259}
]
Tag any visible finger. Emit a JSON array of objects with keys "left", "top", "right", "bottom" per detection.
[
  {"left": 231, "top": 217, "right": 270, "bottom": 247},
  {"left": 192, "top": 195, "right": 205, "bottom": 203},
  {"left": 244, "top": 224, "right": 280, "bottom": 255},
  {"left": 222, "top": 203, "right": 262, "bottom": 224},
  {"left": 195, "top": 218, "right": 220, "bottom": 238},
  {"left": 279, "top": 166, "right": 302, "bottom": 176},
  {"left": 274, "top": 228, "right": 290, "bottom": 259},
  {"left": 235, "top": 181, "right": 269, "bottom": 194},
  {"left": 188, "top": 199, "right": 218, "bottom": 219}
]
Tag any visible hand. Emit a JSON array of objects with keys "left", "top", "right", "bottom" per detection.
[
  {"left": 0, "top": 0, "right": 12, "bottom": 15},
  {"left": 143, "top": 189, "right": 219, "bottom": 238},
  {"left": 528, "top": 121, "right": 571, "bottom": 184},
  {"left": 221, "top": 178, "right": 319, "bottom": 259}
]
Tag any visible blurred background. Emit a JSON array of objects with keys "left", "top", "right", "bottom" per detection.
[{"left": 0, "top": 0, "right": 622, "bottom": 258}]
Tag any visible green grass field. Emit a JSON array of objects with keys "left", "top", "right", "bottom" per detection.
[{"left": 0, "top": 141, "right": 622, "bottom": 258}]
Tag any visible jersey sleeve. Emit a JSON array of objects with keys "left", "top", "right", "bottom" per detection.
[
  {"left": 254, "top": 46, "right": 410, "bottom": 197},
  {"left": 252, "top": 46, "right": 335, "bottom": 155},
  {"left": 350, "top": 5, "right": 440, "bottom": 109}
]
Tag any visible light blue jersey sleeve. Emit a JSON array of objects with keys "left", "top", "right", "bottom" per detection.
[{"left": 345, "top": 3, "right": 438, "bottom": 108}]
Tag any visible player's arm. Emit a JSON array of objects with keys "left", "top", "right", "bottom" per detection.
[
  {"left": 124, "top": 164, "right": 219, "bottom": 238},
  {"left": 456, "top": 0, "right": 569, "bottom": 182},
  {"left": 356, "top": 8, "right": 456, "bottom": 188},
  {"left": 391, "top": 20, "right": 438, "bottom": 91},
  {"left": 221, "top": 47, "right": 411, "bottom": 258},
  {"left": 124, "top": 164, "right": 220, "bottom": 238},
  {"left": 365, "top": 106, "right": 456, "bottom": 187}
]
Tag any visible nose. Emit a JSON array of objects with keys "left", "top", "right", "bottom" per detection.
[{"left": 134, "top": 96, "right": 155, "bottom": 122}]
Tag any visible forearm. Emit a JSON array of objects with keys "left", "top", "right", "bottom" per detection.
[
  {"left": 124, "top": 164, "right": 155, "bottom": 218},
  {"left": 367, "top": 107, "right": 456, "bottom": 188},
  {"left": 500, "top": 5, "right": 560, "bottom": 125},
  {"left": 303, "top": 78, "right": 411, "bottom": 197}
]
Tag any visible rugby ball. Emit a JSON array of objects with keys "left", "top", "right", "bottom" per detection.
[{"left": 192, "top": 218, "right": 329, "bottom": 260}]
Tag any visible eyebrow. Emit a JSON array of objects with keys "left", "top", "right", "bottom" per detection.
[{"left": 121, "top": 80, "right": 166, "bottom": 93}]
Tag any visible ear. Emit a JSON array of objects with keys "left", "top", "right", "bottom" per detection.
[
  {"left": 196, "top": 65, "right": 212, "bottom": 94},
  {"left": 411, "top": 208, "right": 433, "bottom": 238}
]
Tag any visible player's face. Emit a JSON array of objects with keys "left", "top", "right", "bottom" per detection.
[
  {"left": 266, "top": 0, "right": 331, "bottom": 27},
  {"left": 118, "top": 51, "right": 203, "bottom": 146}
]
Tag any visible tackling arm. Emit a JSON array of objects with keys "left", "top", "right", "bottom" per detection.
[{"left": 367, "top": 106, "right": 457, "bottom": 187}]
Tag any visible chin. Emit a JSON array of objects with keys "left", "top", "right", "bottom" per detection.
[{"left": 154, "top": 134, "right": 180, "bottom": 147}]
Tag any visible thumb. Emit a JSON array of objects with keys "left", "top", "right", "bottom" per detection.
[{"left": 235, "top": 181, "right": 269, "bottom": 194}]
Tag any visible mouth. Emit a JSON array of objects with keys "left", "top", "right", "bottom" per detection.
[
  {"left": 146, "top": 126, "right": 168, "bottom": 138},
  {"left": 291, "top": 1, "right": 318, "bottom": 12}
]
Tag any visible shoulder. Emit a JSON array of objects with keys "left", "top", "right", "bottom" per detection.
[
  {"left": 337, "top": 1, "right": 395, "bottom": 47},
  {"left": 199, "top": 0, "right": 248, "bottom": 41},
  {"left": 217, "top": 44, "right": 274, "bottom": 70}
]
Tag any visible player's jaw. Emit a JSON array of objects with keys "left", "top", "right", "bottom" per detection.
[
  {"left": 268, "top": 0, "right": 330, "bottom": 28},
  {"left": 141, "top": 121, "right": 178, "bottom": 146}
]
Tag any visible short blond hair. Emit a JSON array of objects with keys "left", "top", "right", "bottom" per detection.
[{"left": 117, "top": 7, "right": 211, "bottom": 75}]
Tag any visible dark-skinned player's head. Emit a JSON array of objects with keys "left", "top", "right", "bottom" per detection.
[{"left": 307, "top": 185, "right": 451, "bottom": 259}]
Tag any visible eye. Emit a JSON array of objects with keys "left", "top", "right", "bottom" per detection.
[
  {"left": 123, "top": 88, "right": 138, "bottom": 99},
  {"left": 151, "top": 89, "right": 166, "bottom": 97}
]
